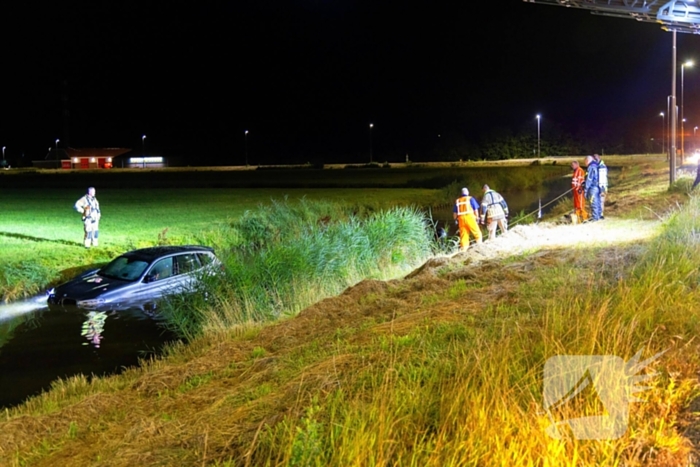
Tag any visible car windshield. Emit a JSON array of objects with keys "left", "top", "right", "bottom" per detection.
[{"left": 99, "top": 256, "right": 150, "bottom": 281}]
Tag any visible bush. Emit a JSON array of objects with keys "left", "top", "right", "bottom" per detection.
[{"left": 159, "top": 201, "right": 434, "bottom": 338}]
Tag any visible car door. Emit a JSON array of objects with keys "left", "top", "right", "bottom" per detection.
[
  {"left": 132, "top": 253, "right": 204, "bottom": 303},
  {"left": 171, "top": 253, "right": 203, "bottom": 292},
  {"left": 135, "top": 256, "right": 176, "bottom": 300}
]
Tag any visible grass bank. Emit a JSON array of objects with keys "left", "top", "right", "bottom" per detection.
[
  {"left": 160, "top": 200, "right": 435, "bottom": 338},
  {"left": 0, "top": 160, "right": 569, "bottom": 302},
  {"left": 3, "top": 154, "right": 699, "bottom": 465},
  {"left": 0, "top": 187, "right": 441, "bottom": 302},
  {"left": 0, "top": 163, "right": 568, "bottom": 189}
]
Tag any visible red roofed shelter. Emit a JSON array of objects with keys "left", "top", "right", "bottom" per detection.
[{"left": 63, "top": 148, "right": 131, "bottom": 169}]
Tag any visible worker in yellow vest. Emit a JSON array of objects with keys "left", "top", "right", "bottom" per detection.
[{"left": 453, "top": 187, "right": 482, "bottom": 250}]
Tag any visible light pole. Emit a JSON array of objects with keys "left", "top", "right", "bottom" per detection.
[
  {"left": 536, "top": 114, "right": 541, "bottom": 158},
  {"left": 2, "top": 146, "right": 5, "bottom": 162},
  {"left": 244, "top": 130, "right": 249, "bottom": 166},
  {"left": 142, "top": 135, "right": 146, "bottom": 168},
  {"left": 55, "top": 138, "right": 60, "bottom": 149},
  {"left": 682, "top": 60, "right": 694, "bottom": 164},
  {"left": 369, "top": 123, "right": 374, "bottom": 163},
  {"left": 660, "top": 112, "right": 666, "bottom": 155}
]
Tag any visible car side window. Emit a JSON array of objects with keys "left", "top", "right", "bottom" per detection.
[
  {"left": 147, "top": 257, "right": 173, "bottom": 282},
  {"left": 174, "top": 253, "right": 201, "bottom": 275},
  {"left": 197, "top": 253, "right": 213, "bottom": 266}
]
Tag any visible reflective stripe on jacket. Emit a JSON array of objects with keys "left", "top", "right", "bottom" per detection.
[
  {"left": 455, "top": 196, "right": 477, "bottom": 217},
  {"left": 598, "top": 161, "right": 608, "bottom": 189},
  {"left": 481, "top": 189, "right": 508, "bottom": 220},
  {"left": 75, "top": 195, "right": 101, "bottom": 222},
  {"left": 572, "top": 167, "right": 585, "bottom": 192}
]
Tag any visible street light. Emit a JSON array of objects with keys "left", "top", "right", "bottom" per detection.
[
  {"left": 55, "top": 138, "right": 59, "bottom": 149},
  {"left": 244, "top": 130, "right": 249, "bottom": 166},
  {"left": 660, "top": 112, "right": 666, "bottom": 155},
  {"left": 142, "top": 135, "right": 146, "bottom": 168},
  {"left": 369, "top": 123, "right": 374, "bottom": 163},
  {"left": 682, "top": 60, "right": 694, "bottom": 163},
  {"left": 536, "top": 114, "right": 541, "bottom": 158},
  {"left": 2, "top": 146, "right": 5, "bottom": 161}
]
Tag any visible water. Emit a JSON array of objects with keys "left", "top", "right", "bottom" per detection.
[
  {"left": 0, "top": 296, "right": 178, "bottom": 409},
  {"left": 429, "top": 175, "right": 572, "bottom": 235},
  {"left": 0, "top": 174, "right": 572, "bottom": 409}
]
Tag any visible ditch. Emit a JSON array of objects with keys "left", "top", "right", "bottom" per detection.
[{"left": 0, "top": 173, "right": 572, "bottom": 410}]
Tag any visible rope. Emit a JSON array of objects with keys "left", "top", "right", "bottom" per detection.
[
  {"left": 439, "top": 186, "right": 576, "bottom": 247},
  {"left": 507, "top": 187, "right": 573, "bottom": 227}
]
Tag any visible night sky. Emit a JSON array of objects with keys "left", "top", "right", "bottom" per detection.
[{"left": 1, "top": 1, "right": 698, "bottom": 165}]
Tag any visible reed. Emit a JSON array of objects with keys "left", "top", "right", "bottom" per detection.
[
  {"left": 246, "top": 199, "right": 700, "bottom": 465},
  {"left": 159, "top": 200, "right": 434, "bottom": 338}
]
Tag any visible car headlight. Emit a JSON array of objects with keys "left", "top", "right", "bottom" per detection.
[{"left": 46, "top": 288, "right": 55, "bottom": 297}]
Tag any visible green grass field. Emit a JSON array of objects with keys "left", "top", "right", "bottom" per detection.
[
  {"left": 0, "top": 187, "right": 443, "bottom": 300},
  {"left": 5, "top": 155, "right": 700, "bottom": 465},
  {"left": 0, "top": 161, "right": 573, "bottom": 302}
]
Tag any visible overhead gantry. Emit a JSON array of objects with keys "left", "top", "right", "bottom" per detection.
[{"left": 524, "top": 0, "right": 700, "bottom": 183}]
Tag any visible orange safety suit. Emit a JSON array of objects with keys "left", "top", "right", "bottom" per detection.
[
  {"left": 454, "top": 195, "right": 482, "bottom": 250},
  {"left": 571, "top": 166, "right": 588, "bottom": 223}
]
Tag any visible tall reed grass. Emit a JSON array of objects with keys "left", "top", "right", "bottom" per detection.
[
  {"left": 244, "top": 197, "right": 700, "bottom": 466},
  {"left": 160, "top": 200, "right": 435, "bottom": 338}
]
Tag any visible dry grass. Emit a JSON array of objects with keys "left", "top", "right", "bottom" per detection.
[
  {"left": 3, "top": 153, "right": 700, "bottom": 466},
  {"left": 0, "top": 235, "right": 684, "bottom": 466}
]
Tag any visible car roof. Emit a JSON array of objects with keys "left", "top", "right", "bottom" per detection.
[{"left": 119, "top": 245, "right": 215, "bottom": 262}]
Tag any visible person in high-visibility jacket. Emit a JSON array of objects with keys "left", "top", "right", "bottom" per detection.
[
  {"left": 74, "top": 186, "right": 101, "bottom": 248},
  {"left": 570, "top": 160, "right": 588, "bottom": 224},
  {"left": 453, "top": 187, "right": 482, "bottom": 250},
  {"left": 480, "top": 184, "right": 509, "bottom": 240}
]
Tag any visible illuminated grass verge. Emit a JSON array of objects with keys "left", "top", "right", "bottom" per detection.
[
  {"left": 0, "top": 187, "right": 440, "bottom": 302},
  {"left": 5, "top": 202, "right": 699, "bottom": 466},
  {"left": 232, "top": 205, "right": 700, "bottom": 466},
  {"left": 159, "top": 200, "right": 435, "bottom": 338}
]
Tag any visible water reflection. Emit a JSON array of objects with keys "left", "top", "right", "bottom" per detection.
[
  {"left": 0, "top": 300, "right": 178, "bottom": 409},
  {"left": 430, "top": 175, "right": 572, "bottom": 234},
  {"left": 81, "top": 311, "right": 108, "bottom": 348}
]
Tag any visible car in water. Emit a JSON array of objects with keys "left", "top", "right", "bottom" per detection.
[{"left": 47, "top": 245, "right": 221, "bottom": 310}]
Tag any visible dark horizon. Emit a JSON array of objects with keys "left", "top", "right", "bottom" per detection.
[{"left": 0, "top": 1, "right": 697, "bottom": 165}]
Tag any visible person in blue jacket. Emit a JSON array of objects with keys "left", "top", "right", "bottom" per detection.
[
  {"left": 584, "top": 155, "right": 601, "bottom": 222},
  {"left": 593, "top": 154, "right": 608, "bottom": 219}
]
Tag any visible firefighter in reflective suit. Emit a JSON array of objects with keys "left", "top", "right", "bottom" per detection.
[
  {"left": 74, "top": 187, "right": 101, "bottom": 248},
  {"left": 453, "top": 187, "right": 482, "bottom": 250},
  {"left": 571, "top": 160, "right": 588, "bottom": 224}
]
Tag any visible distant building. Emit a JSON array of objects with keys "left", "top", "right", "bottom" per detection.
[
  {"left": 64, "top": 148, "right": 132, "bottom": 169},
  {"left": 33, "top": 148, "right": 131, "bottom": 169},
  {"left": 122, "top": 155, "right": 166, "bottom": 169}
]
